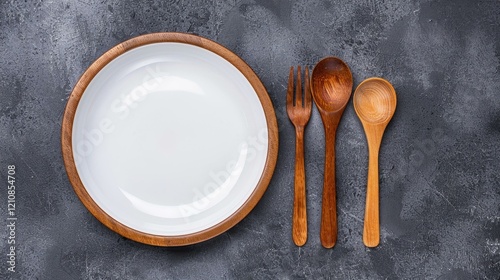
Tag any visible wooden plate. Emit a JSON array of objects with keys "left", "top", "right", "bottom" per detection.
[{"left": 61, "top": 32, "right": 278, "bottom": 246}]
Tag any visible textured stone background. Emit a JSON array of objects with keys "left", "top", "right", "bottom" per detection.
[{"left": 1, "top": 0, "right": 499, "bottom": 279}]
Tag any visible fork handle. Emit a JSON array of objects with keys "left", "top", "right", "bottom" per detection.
[
  {"left": 320, "top": 127, "right": 338, "bottom": 248},
  {"left": 292, "top": 125, "right": 307, "bottom": 246}
]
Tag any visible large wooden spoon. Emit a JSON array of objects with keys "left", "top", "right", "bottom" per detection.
[
  {"left": 353, "top": 77, "right": 397, "bottom": 247},
  {"left": 311, "top": 57, "right": 353, "bottom": 248}
]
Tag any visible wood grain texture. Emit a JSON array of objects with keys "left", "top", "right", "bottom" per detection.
[
  {"left": 311, "top": 57, "right": 353, "bottom": 248},
  {"left": 353, "top": 77, "right": 397, "bottom": 248},
  {"left": 287, "top": 66, "right": 312, "bottom": 246},
  {"left": 61, "top": 32, "right": 279, "bottom": 246}
]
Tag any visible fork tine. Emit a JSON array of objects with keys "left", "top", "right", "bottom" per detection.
[
  {"left": 296, "top": 65, "right": 302, "bottom": 107},
  {"left": 304, "top": 66, "right": 312, "bottom": 110},
  {"left": 287, "top": 66, "right": 294, "bottom": 109}
]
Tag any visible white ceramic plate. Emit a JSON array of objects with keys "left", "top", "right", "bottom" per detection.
[{"left": 62, "top": 33, "right": 278, "bottom": 245}]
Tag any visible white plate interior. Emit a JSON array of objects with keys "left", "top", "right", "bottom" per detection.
[{"left": 72, "top": 43, "right": 268, "bottom": 236}]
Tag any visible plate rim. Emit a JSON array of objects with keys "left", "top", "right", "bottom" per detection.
[{"left": 61, "top": 32, "right": 278, "bottom": 246}]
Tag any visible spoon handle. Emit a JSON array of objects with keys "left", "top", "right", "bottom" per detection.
[
  {"left": 363, "top": 136, "right": 381, "bottom": 247},
  {"left": 292, "top": 126, "right": 307, "bottom": 246},
  {"left": 320, "top": 129, "right": 337, "bottom": 248}
]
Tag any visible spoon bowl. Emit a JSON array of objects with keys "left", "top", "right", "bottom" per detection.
[
  {"left": 311, "top": 57, "right": 353, "bottom": 248},
  {"left": 353, "top": 77, "right": 397, "bottom": 248},
  {"left": 353, "top": 78, "right": 396, "bottom": 125},
  {"left": 312, "top": 57, "right": 353, "bottom": 113}
]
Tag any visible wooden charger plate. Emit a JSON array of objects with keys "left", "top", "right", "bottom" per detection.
[{"left": 61, "top": 32, "right": 278, "bottom": 246}]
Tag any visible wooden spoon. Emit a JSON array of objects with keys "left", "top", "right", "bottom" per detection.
[
  {"left": 353, "top": 77, "right": 397, "bottom": 247},
  {"left": 311, "top": 57, "right": 353, "bottom": 248}
]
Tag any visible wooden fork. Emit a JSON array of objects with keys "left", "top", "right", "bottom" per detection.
[{"left": 287, "top": 66, "right": 312, "bottom": 246}]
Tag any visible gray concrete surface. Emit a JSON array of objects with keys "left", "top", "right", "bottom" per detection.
[{"left": 0, "top": 0, "right": 499, "bottom": 279}]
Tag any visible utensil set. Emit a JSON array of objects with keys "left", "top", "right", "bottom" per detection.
[
  {"left": 64, "top": 32, "right": 395, "bottom": 247},
  {"left": 287, "top": 57, "right": 397, "bottom": 248}
]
